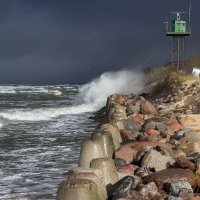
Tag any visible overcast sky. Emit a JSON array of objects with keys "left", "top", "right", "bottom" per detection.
[{"left": 0, "top": 0, "right": 199, "bottom": 84}]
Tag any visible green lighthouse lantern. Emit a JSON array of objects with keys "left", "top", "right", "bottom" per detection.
[{"left": 165, "top": 10, "right": 191, "bottom": 71}]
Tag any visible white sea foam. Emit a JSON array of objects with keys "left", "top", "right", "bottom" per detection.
[
  {"left": 78, "top": 69, "right": 145, "bottom": 108},
  {"left": 0, "top": 104, "right": 96, "bottom": 121},
  {"left": 0, "top": 123, "right": 3, "bottom": 128}
]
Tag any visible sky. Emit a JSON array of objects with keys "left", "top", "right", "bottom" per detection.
[{"left": 0, "top": 0, "right": 199, "bottom": 84}]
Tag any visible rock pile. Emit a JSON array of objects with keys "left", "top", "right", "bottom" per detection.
[
  {"left": 152, "top": 81, "right": 200, "bottom": 114},
  {"left": 56, "top": 92, "right": 200, "bottom": 200}
]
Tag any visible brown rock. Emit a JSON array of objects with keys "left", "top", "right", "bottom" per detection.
[
  {"left": 115, "top": 141, "right": 173, "bottom": 164},
  {"left": 139, "top": 135, "right": 160, "bottom": 142},
  {"left": 179, "top": 116, "right": 197, "bottom": 126},
  {"left": 176, "top": 156, "right": 196, "bottom": 171},
  {"left": 138, "top": 182, "right": 160, "bottom": 199},
  {"left": 117, "top": 164, "right": 139, "bottom": 175},
  {"left": 173, "top": 150, "right": 186, "bottom": 158},
  {"left": 141, "top": 100, "right": 158, "bottom": 115},
  {"left": 120, "top": 130, "right": 135, "bottom": 141},
  {"left": 177, "top": 137, "right": 200, "bottom": 156},
  {"left": 168, "top": 114, "right": 182, "bottom": 132},
  {"left": 143, "top": 168, "right": 197, "bottom": 192},
  {"left": 115, "top": 145, "right": 137, "bottom": 164},
  {"left": 115, "top": 95, "right": 127, "bottom": 105},
  {"left": 190, "top": 197, "right": 200, "bottom": 200},
  {"left": 130, "top": 114, "right": 145, "bottom": 125},
  {"left": 145, "top": 128, "right": 160, "bottom": 135}
]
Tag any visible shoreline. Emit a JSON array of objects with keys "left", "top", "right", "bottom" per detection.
[{"left": 56, "top": 79, "right": 200, "bottom": 200}]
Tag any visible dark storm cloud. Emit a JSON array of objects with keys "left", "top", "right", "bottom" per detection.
[{"left": 0, "top": 0, "right": 199, "bottom": 84}]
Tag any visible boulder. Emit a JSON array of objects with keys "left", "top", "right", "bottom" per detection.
[
  {"left": 141, "top": 149, "right": 175, "bottom": 171},
  {"left": 120, "top": 130, "right": 135, "bottom": 141},
  {"left": 165, "top": 180, "right": 193, "bottom": 198},
  {"left": 116, "top": 95, "right": 127, "bottom": 105},
  {"left": 177, "top": 137, "right": 200, "bottom": 156},
  {"left": 115, "top": 141, "right": 173, "bottom": 164},
  {"left": 123, "top": 119, "right": 142, "bottom": 132},
  {"left": 141, "top": 100, "right": 158, "bottom": 115},
  {"left": 130, "top": 114, "right": 145, "bottom": 125},
  {"left": 117, "top": 164, "right": 139, "bottom": 175},
  {"left": 145, "top": 128, "right": 160, "bottom": 135},
  {"left": 176, "top": 156, "right": 196, "bottom": 171},
  {"left": 138, "top": 182, "right": 160, "bottom": 199},
  {"left": 115, "top": 144, "right": 138, "bottom": 164},
  {"left": 114, "top": 158, "right": 128, "bottom": 169},
  {"left": 143, "top": 168, "right": 197, "bottom": 192},
  {"left": 108, "top": 176, "right": 141, "bottom": 200},
  {"left": 168, "top": 114, "right": 182, "bottom": 132}
]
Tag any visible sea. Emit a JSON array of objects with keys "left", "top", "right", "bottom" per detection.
[
  {"left": 0, "top": 84, "right": 100, "bottom": 200},
  {"left": 0, "top": 70, "right": 145, "bottom": 200}
]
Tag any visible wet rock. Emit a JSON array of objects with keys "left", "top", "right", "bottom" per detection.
[
  {"left": 138, "top": 182, "right": 160, "bottom": 199},
  {"left": 141, "top": 149, "right": 175, "bottom": 171},
  {"left": 176, "top": 156, "right": 196, "bottom": 171},
  {"left": 141, "top": 100, "right": 158, "bottom": 115},
  {"left": 123, "top": 119, "right": 142, "bottom": 132},
  {"left": 143, "top": 168, "right": 197, "bottom": 192},
  {"left": 117, "top": 164, "right": 139, "bottom": 175},
  {"left": 108, "top": 176, "right": 141, "bottom": 200},
  {"left": 114, "top": 158, "right": 127, "bottom": 169},
  {"left": 165, "top": 180, "right": 193, "bottom": 197}
]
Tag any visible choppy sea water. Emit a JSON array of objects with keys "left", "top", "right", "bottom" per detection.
[{"left": 0, "top": 85, "right": 98, "bottom": 200}]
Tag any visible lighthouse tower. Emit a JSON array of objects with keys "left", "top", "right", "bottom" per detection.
[{"left": 165, "top": 11, "right": 191, "bottom": 71}]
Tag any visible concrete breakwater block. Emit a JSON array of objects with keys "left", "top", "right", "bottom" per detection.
[
  {"left": 90, "top": 157, "right": 119, "bottom": 193},
  {"left": 106, "top": 94, "right": 117, "bottom": 116},
  {"left": 91, "top": 131, "right": 114, "bottom": 158},
  {"left": 68, "top": 167, "right": 107, "bottom": 200},
  {"left": 100, "top": 123, "right": 122, "bottom": 150},
  {"left": 56, "top": 179, "right": 99, "bottom": 200},
  {"left": 108, "top": 103, "right": 127, "bottom": 123},
  {"left": 78, "top": 140, "right": 105, "bottom": 168}
]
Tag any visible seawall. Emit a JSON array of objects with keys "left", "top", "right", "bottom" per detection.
[{"left": 56, "top": 86, "right": 200, "bottom": 199}]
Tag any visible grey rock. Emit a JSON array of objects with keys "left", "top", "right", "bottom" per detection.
[
  {"left": 141, "top": 149, "right": 175, "bottom": 171},
  {"left": 108, "top": 176, "right": 141, "bottom": 200},
  {"left": 165, "top": 180, "right": 193, "bottom": 197},
  {"left": 123, "top": 119, "right": 142, "bottom": 132},
  {"left": 143, "top": 121, "right": 156, "bottom": 130},
  {"left": 168, "top": 195, "right": 182, "bottom": 200},
  {"left": 155, "top": 122, "right": 169, "bottom": 134},
  {"left": 171, "top": 130, "right": 185, "bottom": 140},
  {"left": 138, "top": 182, "right": 159, "bottom": 199},
  {"left": 114, "top": 158, "right": 127, "bottom": 169}
]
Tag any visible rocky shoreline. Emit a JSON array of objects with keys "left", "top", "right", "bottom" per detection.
[{"left": 56, "top": 79, "right": 200, "bottom": 200}]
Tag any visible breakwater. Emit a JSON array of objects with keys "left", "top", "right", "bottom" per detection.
[{"left": 56, "top": 92, "right": 200, "bottom": 200}]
